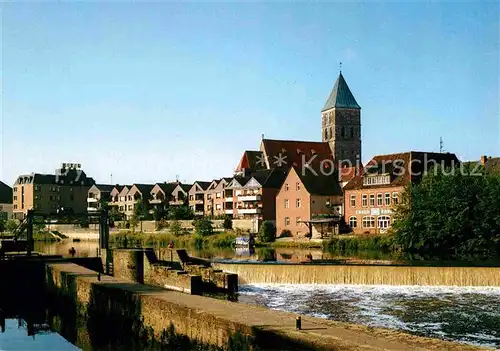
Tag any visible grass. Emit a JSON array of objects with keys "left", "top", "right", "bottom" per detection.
[{"left": 110, "top": 230, "right": 236, "bottom": 249}]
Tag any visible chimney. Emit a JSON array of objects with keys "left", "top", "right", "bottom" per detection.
[{"left": 480, "top": 155, "right": 488, "bottom": 165}]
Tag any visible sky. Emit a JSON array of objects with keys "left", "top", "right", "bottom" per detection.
[{"left": 1, "top": 2, "right": 499, "bottom": 185}]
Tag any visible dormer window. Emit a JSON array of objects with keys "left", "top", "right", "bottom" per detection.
[{"left": 363, "top": 174, "right": 390, "bottom": 186}]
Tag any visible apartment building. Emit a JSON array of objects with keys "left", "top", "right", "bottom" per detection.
[
  {"left": 124, "top": 184, "right": 154, "bottom": 218},
  {"left": 87, "top": 184, "right": 115, "bottom": 212},
  {"left": 150, "top": 182, "right": 180, "bottom": 208},
  {"left": 0, "top": 181, "right": 13, "bottom": 220},
  {"left": 344, "top": 151, "right": 459, "bottom": 234},
  {"left": 276, "top": 167, "right": 343, "bottom": 240},
  {"left": 226, "top": 169, "right": 287, "bottom": 223},
  {"left": 188, "top": 181, "right": 211, "bottom": 216},
  {"left": 204, "top": 178, "right": 233, "bottom": 218},
  {"left": 170, "top": 183, "right": 191, "bottom": 206},
  {"left": 12, "top": 163, "right": 95, "bottom": 218}
]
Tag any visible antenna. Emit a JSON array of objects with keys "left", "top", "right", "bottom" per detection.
[
  {"left": 175, "top": 174, "right": 179, "bottom": 182},
  {"left": 339, "top": 62, "right": 342, "bottom": 73},
  {"left": 261, "top": 133, "right": 264, "bottom": 140},
  {"left": 439, "top": 137, "right": 444, "bottom": 153},
  {"left": 110, "top": 173, "right": 113, "bottom": 184}
]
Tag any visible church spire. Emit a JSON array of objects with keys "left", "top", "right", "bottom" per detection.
[{"left": 322, "top": 72, "right": 361, "bottom": 111}]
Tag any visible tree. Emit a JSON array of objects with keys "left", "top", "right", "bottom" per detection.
[
  {"left": 153, "top": 206, "right": 166, "bottom": 221},
  {"left": 134, "top": 198, "right": 149, "bottom": 220},
  {"left": 193, "top": 218, "right": 213, "bottom": 237},
  {"left": 169, "top": 220, "right": 182, "bottom": 236},
  {"left": 392, "top": 164, "right": 500, "bottom": 257},
  {"left": 6, "top": 219, "right": 18, "bottom": 233},
  {"left": 167, "top": 205, "right": 194, "bottom": 220},
  {"left": 258, "top": 221, "right": 276, "bottom": 243},
  {"left": 223, "top": 216, "right": 232, "bottom": 230},
  {"left": 0, "top": 219, "right": 5, "bottom": 233}
]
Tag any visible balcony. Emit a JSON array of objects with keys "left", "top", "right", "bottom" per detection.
[
  {"left": 87, "top": 197, "right": 98, "bottom": 203},
  {"left": 224, "top": 209, "right": 234, "bottom": 214},
  {"left": 238, "top": 194, "right": 261, "bottom": 202},
  {"left": 149, "top": 198, "right": 163, "bottom": 204},
  {"left": 225, "top": 197, "right": 234, "bottom": 202},
  {"left": 194, "top": 211, "right": 204, "bottom": 216},
  {"left": 169, "top": 200, "right": 184, "bottom": 206},
  {"left": 87, "top": 207, "right": 98, "bottom": 212},
  {"left": 237, "top": 208, "right": 261, "bottom": 214},
  {"left": 190, "top": 199, "right": 204, "bottom": 205}
]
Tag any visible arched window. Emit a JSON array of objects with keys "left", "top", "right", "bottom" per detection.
[
  {"left": 324, "top": 129, "right": 328, "bottom": 140},
  {"left": 341, "top": 126, "right": 345, "bottom": 138},
  {"left": 350, "top": 127, "right": 354, "bottom": 138},
  {"left": 349, "top": 216, "right": 357, "bottom": 228},
  {"left": 377, "top": 216, "right": 391, "bottom": 229},
  {"left": 362, "top": 216, "right": 375, "bottom": 228}
]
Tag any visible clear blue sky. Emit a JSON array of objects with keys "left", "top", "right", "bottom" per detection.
[{"left": 1, "top": 2, "right": 498, "bottom": 185}]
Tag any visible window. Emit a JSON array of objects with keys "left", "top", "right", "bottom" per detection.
[
  {"left": 35, "top": 186, "right": 40, "bottom": 192},
  {"left": 296, "top": 182, "right": 300, "bottom": 191},
  {"left": 119, "top": 206, "right": 124, "bottom": 211},
  {"left": 349, "top": 216, "right": 357, "bottom": 228},
  {"left": 189, "top": 195, "right": 194, "bottom": 201},
  {"left": 296, "top": 199, "right": 301, "bottom": 208},
  {"left": 207, "top": 194, "right": 212, "bottom": 200},
  {"left": 70, "top": 195, "right": 74, "bottom": 201},
  {"left": 378, "top": 216, "right": 391, "bottom": 229},
  {"left": 362, "top": 216, "right": 375, "bottom": 228},
  {"left": 385, "top": 193, "right": 390, "bottom": 206},
  {"left": 69, "top": 187, "right": 73, "bottom": 192},
  {"left": 363, "top": 175, "right": 391, "bottom": 186},
  {"left": 350, "top": 127, "right": 354, "bottom": 138},
  {"left": 216, "top": 192, "right": 221, "bottom": 198},
  {"left": 13, "top": 187, "right": 17, "bottom": 192},
  {"left": 284, "top": 199, "right": 289, "bottom": 209},
  {"left": 13, "top": 196, "right": 17, "bottom": 201},
  {"left": 120, "top": 196, "right": 125, "bottom": 202},
  {"left": 285, "top": 217, "right": 290, "bottom": 226},
  {"left": 285, "top": 183, "right": 289, "bottom": 191},
  {"left": 216, "top": 204, "right": 221, "bottom": 210},
  {"left": 362, "top": 194, "right": 367, "bottom": 207},
  {"left": 392, "top": 192, "right": 399, "bottom": 205},
  {"left": 369, "top": 194, "right": 375, "bottom": 206},
  {"left": 341, "top": 126, "right": 345, "bottom": 138},
  {"left": 377, "top": 193, "right": 383, "bottom": 206},
  {"left": 296, "top": 217, "right": 301, "bottom": 226},
  {"left": 350, "top": 195, "right": 356, "bottom": 207},
  {"left": 13, "top": 204, "right": 17, "bottom": 210}
]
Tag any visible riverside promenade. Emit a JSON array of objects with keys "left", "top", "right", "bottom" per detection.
[{"left": 46, "top": 261, "right": 488, "bottom": 350}]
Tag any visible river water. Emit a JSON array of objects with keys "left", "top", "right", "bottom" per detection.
[{"left": 30, "top": 241, "right": 500, "bottom": 348}]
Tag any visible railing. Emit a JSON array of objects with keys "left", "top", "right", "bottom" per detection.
[
  {"left": 225, "top": 197, "right": 234, "bottom": 202},
  {"left": 237, "top": 208, "right": 261, "bottom": 214},
  {"left": 87, "top": 197, "right": 98, "bottom": 203},
  {"left": 224, "top": 209, "right": 234, "bottom": 214},
  {"left": 238, "top": 195, "right": 261, "bottom": 202}
]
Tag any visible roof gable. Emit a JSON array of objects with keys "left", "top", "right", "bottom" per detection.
[
  {"left": 322, "top": 72, "right": 361, "bottom": 111},
  {"left": 244, "top": 177, "right": 262, "bottom": 189},
  {"left": 0, "top": 181, "right": 12, "bottom": 204}
]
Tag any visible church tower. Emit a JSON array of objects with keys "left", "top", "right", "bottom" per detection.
[{"left": 321, "top": 72, "right": 361, "bottom": 165}]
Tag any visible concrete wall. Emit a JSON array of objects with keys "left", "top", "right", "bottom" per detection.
[{"left": 44, "top": 262, "right": 480, "bottom": 351}]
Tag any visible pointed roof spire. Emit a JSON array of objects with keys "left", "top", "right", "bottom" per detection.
[{"left": 322, "top": 72, "right": 361, "bottom": 111}]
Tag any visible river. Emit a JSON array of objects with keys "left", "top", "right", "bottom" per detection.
[{"left": 31, "top": 240, "right": 500, "bottom": 348}]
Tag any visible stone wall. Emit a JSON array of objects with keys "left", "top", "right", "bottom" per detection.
[
  {"left": 144, "top": 264, "right": 202, "bottom": 294},
  {"left": 44, "top": 262, "right": 481, "bottom": 351},
  {"left": 182, "top": 263, "right": 238, "bottom": 293}
]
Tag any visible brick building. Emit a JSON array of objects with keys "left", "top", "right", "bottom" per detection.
[
  {"left": 12, "top": 163, "right": 95, "bottom": 218},
  {"left": 344, "top": 151, "right": 459, "bottom": 234},
  {"left": 276, "top": 167, "right": 342, "bottom": 239},
  {"left": 188, "top": 181, "right": 211, "bottom": 216},
  {"left": 0, "top": 181, "right": 13, "bottom": 220},
  {"left": 87, "top": 184, "right": 114, "bottom": 212}
]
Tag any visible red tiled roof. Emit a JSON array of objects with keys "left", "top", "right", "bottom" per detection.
[
  {"left": 235, "top": 150, "right": 266, "bottom": 172},
  {"left": 260, "top": 139, "right": 334, "bottom": 171},
  {"left": 340, "top": 166, "right": 357, "bottom": 183},
  {"left": 344, "top": 151, "right": 460, "bottom": 190}
]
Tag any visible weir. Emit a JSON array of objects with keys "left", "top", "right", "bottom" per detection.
[{"left": 212, "top": 262, "right": 500, "bottom": 286}]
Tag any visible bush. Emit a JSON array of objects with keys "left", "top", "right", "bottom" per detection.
[
  {"left": 193, "top": 218, "right": 213, "bottom": 237},
  {"left": 5, "top": 219, "right": 18, "bottom": 233},
  {"left": 223, "top": 216, "right": 232, "bottom": 230},
  {"left": 156, "top": 219, "right": 169, "bottom": 231},
  {"left": 279, "top": 229, "right": 292, "bottom": 238},
  {"left": 169, "top": 220, "right": 182, "bottom": 236},
  {"left": 258, "top": 221, "right": 276, "bottom": 243}
]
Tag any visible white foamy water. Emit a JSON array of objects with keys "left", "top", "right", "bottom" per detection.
[{"left": 239, "top": 284, "right": 500, "bottom": 348}]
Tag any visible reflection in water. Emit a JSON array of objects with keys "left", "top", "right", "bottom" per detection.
[
  {"left": 239, "top": 284, "right": 500, "bottom": 348},
  {"left": 0, "top": 318, "right": 79, "bottom": 350}
]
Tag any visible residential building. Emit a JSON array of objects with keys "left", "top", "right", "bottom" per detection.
[
  {"left": 12, "top": 163, "right": 95, "bottom": 218},
  {"left": 87, "top": 184, "right": 115, "bottom": 212},
  {"left": 125, "top": 184, "right": 154, "bottom": 218},
  {"left": 0, "top": 181, "right": 13, "bottom": 220},
  {"left": 111, "top": 185, "right": 132, "bottom": 215},
  {"left": 227, "top": 169, "right": 287, "bottom": 224},
  {"left": 344, "top": 151, "right": 459, "bottom": 235},
  {"left": 276, "top": 167, "right": 343, "bottom": 239},
  {"left": 188, "top": 181, "right": 211, "bottom": 216},
  {"left": 150, "top": 182, "right": 180, "bottom": 209},
  {"left": 204, "top": 178, "right": 232, "bottom": 218},
  {"left": 321, "top": 72, "right": 361, "bottom": 165},
  {"left": 170, "top": 183, "right": 190, "bottom": 206},
  {"left": 480, "top": 155, "right": 500, "bottom": 175}
]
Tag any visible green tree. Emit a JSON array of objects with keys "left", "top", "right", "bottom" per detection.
[
  {"left": 134, "top": 198, "right": 149, "bottom": 219},
  {"left": 258, "top": 221, "right": 276, "bottom": 243},
  {"left": 392, "top": 164, "right": 500, "bottom": 257},
  {"left": 223, "top": 216, "right": 232, "bottom": 230},
  {"left": 169, "top": 220, "right": 182, "bottom": 236},
  {"left": 0, "top": 219, "right": 5, "bottom": 233},
  {"left": 153, "top": 206, "right": 167, "bottom": 221},
  {"left": 6, "top": 219, "right": 18, "bottom": 233},
  {"left": 193, "top": 218, "right": 213, "bottom": 237},
  {"left": 167, "top": 205, "right": 194, "bottom": 220}
]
